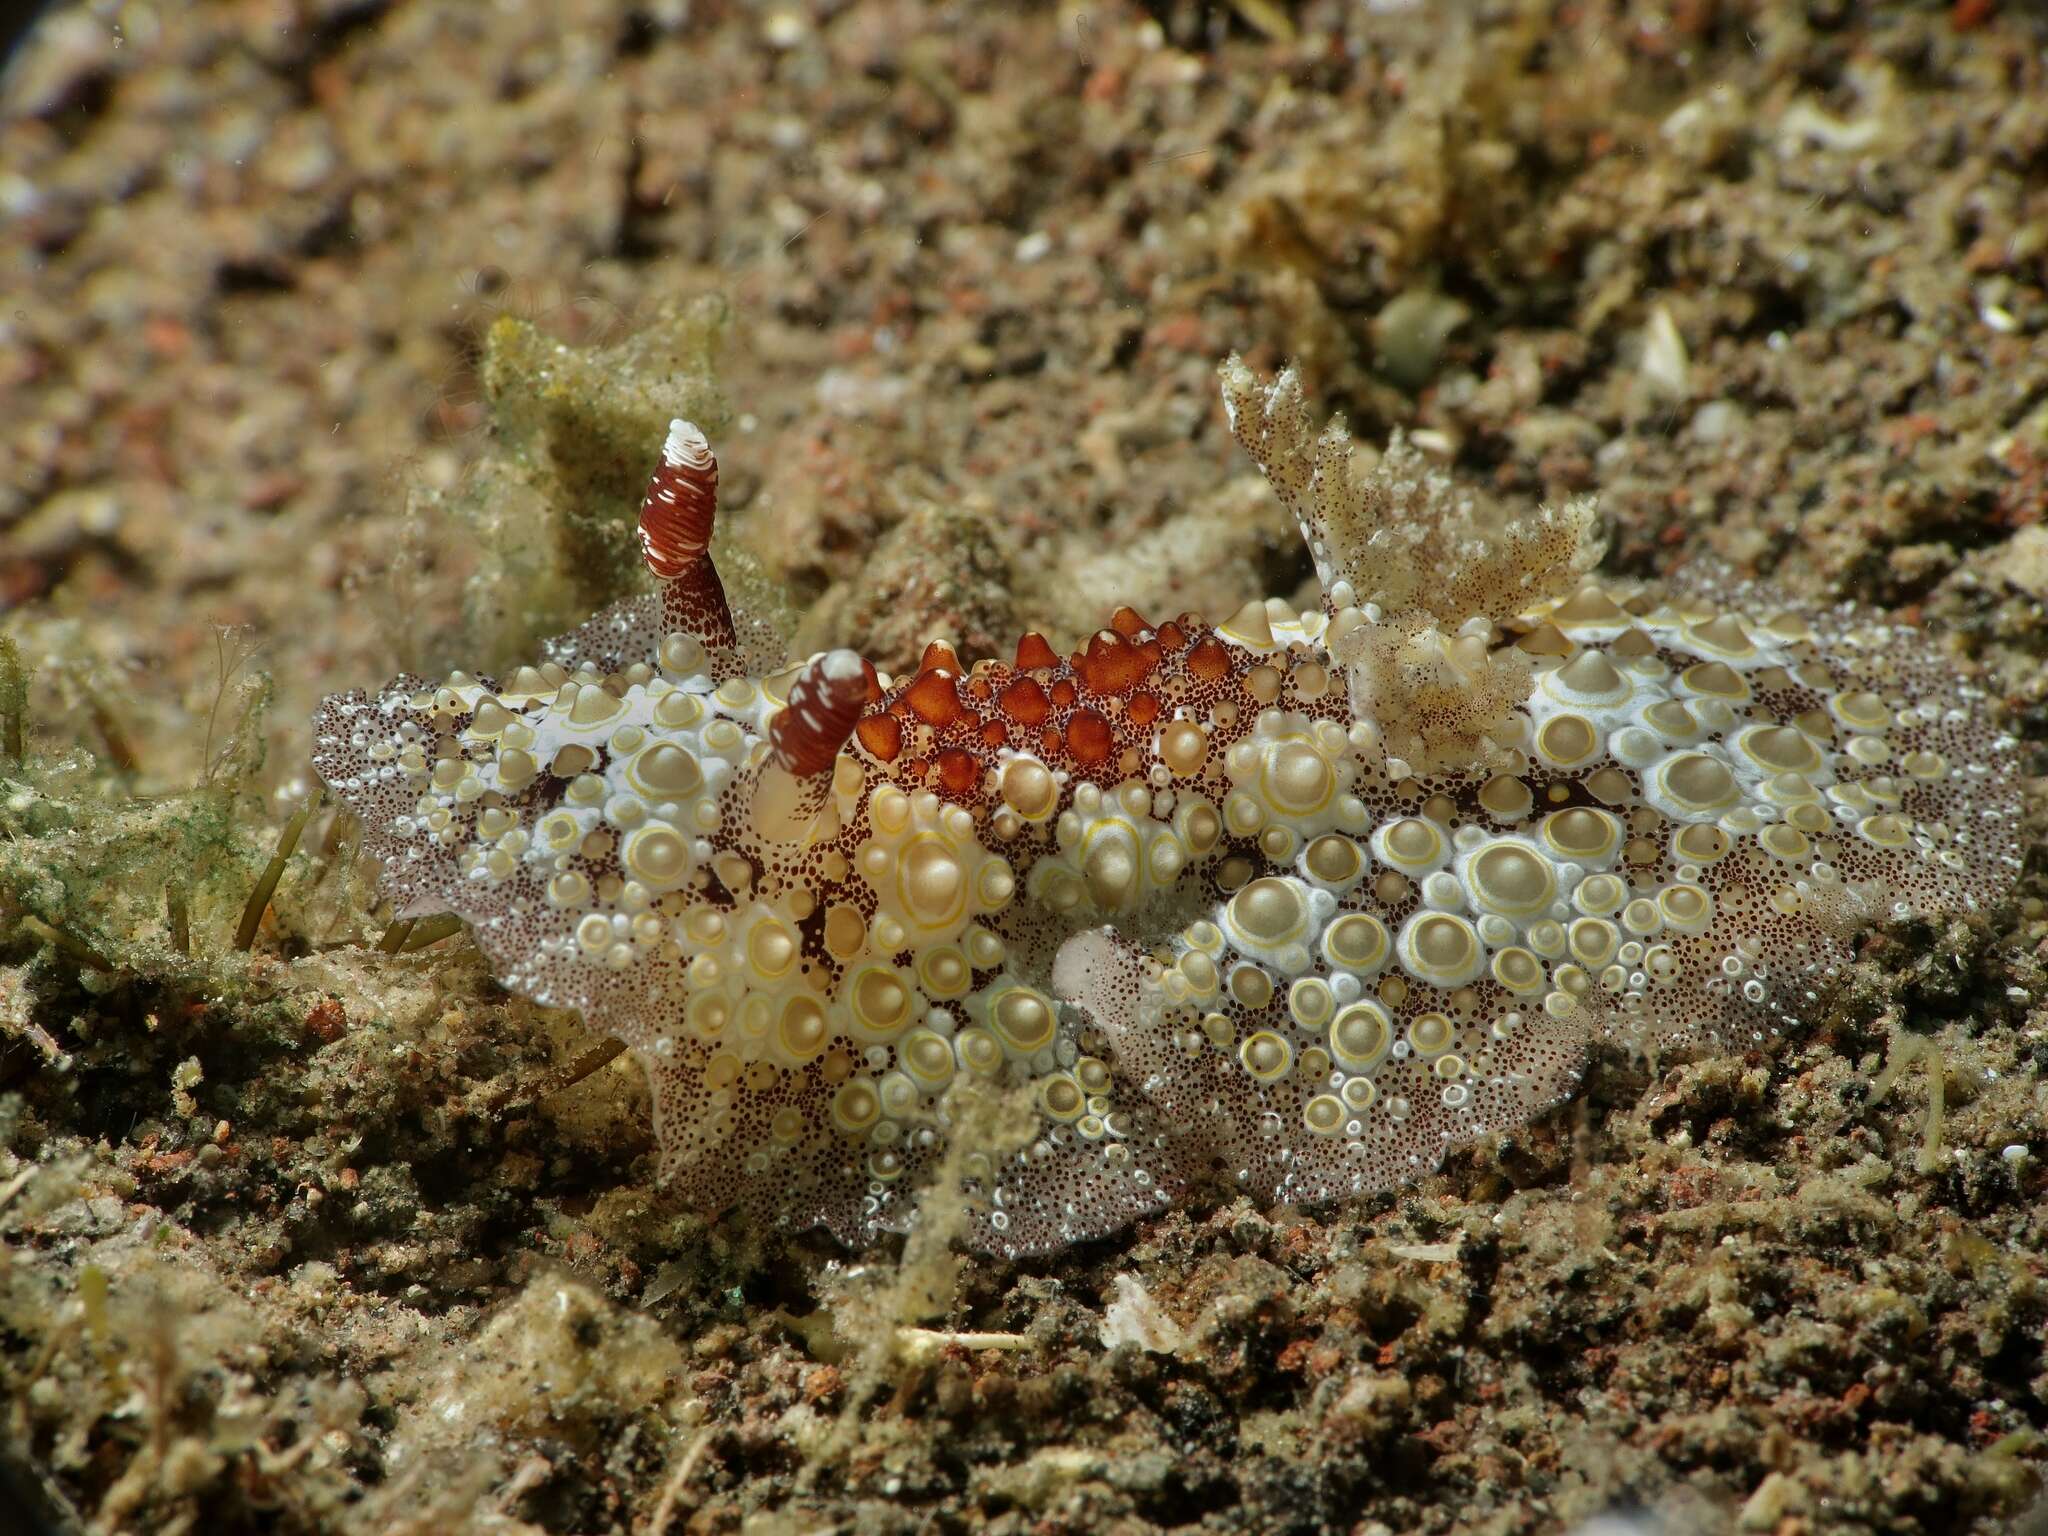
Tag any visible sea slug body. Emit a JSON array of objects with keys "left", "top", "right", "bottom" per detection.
[{"left": 313, "top": 359, "right": 2023, "bottom": 1257}]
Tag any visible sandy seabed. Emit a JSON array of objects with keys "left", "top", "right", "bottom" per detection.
[{"left": 3, "top": 2, "right": 2047, "bottom": 1532}]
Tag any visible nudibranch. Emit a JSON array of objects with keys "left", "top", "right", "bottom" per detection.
[{"left": 313, "top": 361, "right": 2023, "bottom": 1256}]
